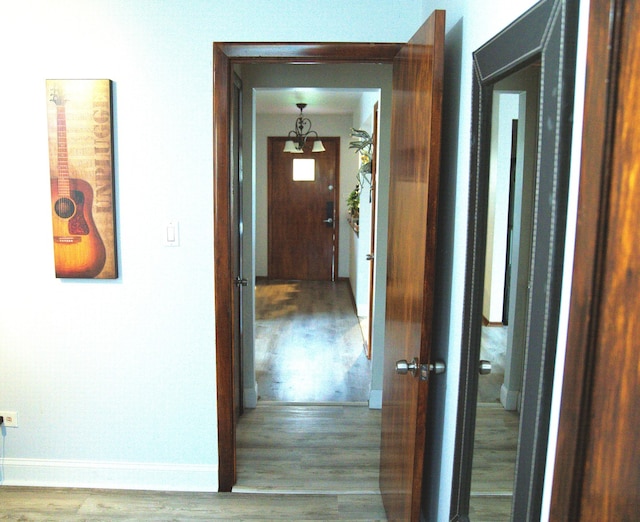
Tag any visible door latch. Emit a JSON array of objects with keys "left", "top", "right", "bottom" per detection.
[
  {"left": 395, "top": 358, "right": 446, "bottom": 381},
  {"left": 234, "top": 276, "right": 248, "bottom": 287}
]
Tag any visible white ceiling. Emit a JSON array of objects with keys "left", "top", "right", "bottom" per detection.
[{"left": 255, "top": 88, "right": 379, "bottom": 116}]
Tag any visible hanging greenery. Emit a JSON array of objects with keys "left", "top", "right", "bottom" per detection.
[{"left": 349, "top": 128, "right": 373, "bottom": 187}]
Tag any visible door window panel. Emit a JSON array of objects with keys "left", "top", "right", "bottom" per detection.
[{"left": 292, "top": 158, "right": 315, "bottom": 181}]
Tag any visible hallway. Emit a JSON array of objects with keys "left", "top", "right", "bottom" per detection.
[
  {"left": 235, "top": 279, "right": 385, "bottom": 516},
  {"left": 253, "top": 279, "right": 371, "bottom": 403},
  {"left": 242, "top": 281, "right": 517, "bottom": 520}
]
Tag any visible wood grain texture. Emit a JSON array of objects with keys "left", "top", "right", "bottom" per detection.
[
  {"left": 0, "top": 487, "right": 386, "bottom": 520},
  {"left": 550, "top": 0, "right": 640, "bottom": 519},
  {"left": 216, "top": 43, "right": 403, "bottom": 63},
  {"left": 577, "top": 0, "right": 640, "bottom": 518},
  {"left": 254, "top": 280, "right": 370, "bottom": 402},
  {"left": 268, "top": 138, "right": 339, "bottom": 281},
  {"left": 234, "top": 403, "right": 382, "bottom": 496},
  {"left": 379, "top": 10, "right": 445, "bottom": 522},
  {"left": 213, "top": 42, "right": 236, "bottom": 493}
]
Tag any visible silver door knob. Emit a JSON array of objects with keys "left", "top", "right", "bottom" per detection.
[
  {"left": 323, "top": 218, "right": 333, "bottom": 224},
  {"left": 395, "top": 357, "right": 419, "bottom": 377},
  {"left": 479, "top": 360, "right": 492, "bottom": 375},
  {"left": 396, "top": 358, "right": 446, "bottom": 381}
]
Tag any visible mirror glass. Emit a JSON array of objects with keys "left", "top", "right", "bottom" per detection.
[{"left": 469, "top": 60, "right": 541, "bottom": 521}]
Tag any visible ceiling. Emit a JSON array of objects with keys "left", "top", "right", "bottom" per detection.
[{"left": 255, "top": 88, "right": 379, "bottom": 116}]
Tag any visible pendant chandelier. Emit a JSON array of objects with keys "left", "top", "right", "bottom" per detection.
[{"left": 283, "top": 103, "right": 325, "bottom": 153}]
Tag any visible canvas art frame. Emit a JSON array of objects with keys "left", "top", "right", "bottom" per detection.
[{"left": 46, "top": 79, "right": 117, "bottom": 279}]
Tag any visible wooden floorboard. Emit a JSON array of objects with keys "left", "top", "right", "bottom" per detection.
[
  {"left": 0, "top": 487, "right": 386, "bottom": 520},
  {"left": 234, "top": 403, "right": 382, "bottom": 496},
  {"left": 254, "top": 280, "right": 370, "bottom": 403}
]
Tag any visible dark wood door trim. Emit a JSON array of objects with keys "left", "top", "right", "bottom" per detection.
[
  {"left": 213, "top": 42, "right": 401, "bottom": 492},
  {"left": 215, "top": 42, "right": 403, "bottom": 63},
  {"left": 550, "top": 0, "right": 638, "bottom": 519},
  {"left": 213, "top": 42, "right": 235, "bottom": 492},
  {"left": 366, "top": 102, "right": 379, "bottom": 358}
]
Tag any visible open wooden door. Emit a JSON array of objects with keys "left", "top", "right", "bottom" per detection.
[
  {"left": 379, "top": 10, "right": 445, "bottom": 522},
  {"left": 212, "top": 37, "right": 446, "bottom": 511}
]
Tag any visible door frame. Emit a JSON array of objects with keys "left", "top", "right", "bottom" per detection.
[
  {"left": 450, "top": 0, "right": 579, "bottom": 519},
  {"left": 213, "top": 42, "right": 403, "bottom": 491}
]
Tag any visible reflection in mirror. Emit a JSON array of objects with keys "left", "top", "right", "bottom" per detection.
[{"left": 469, "top": 61, "right": 540, "bottom": 521}]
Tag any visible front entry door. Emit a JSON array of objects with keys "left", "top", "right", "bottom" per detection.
[
  {"left": 267, "top": 136, "right": 338, "bottom": 281},
  {"left": 379, "top": 10, "right": 445, "bottom": 521}
]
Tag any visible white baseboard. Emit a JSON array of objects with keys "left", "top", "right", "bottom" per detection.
[
  {"left": 0, "top": 458, "right": 217, "bottom": 492},
  {"left": 500, "top": 384, "right": 521, "bottom": 411},
  {"left": 244, "top": 382, "right": 259, "bottom": 409},
  {"left": 369, "top": 389, "right": 382, "bottom": 409}
]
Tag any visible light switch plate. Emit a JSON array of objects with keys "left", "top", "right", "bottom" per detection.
[{"left": 164, "top": 221, "right": 180, "bottom": 247}]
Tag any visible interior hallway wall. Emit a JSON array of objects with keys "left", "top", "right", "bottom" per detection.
[{"left": 0, "top": 0, "right": 423, "bottom": 492}]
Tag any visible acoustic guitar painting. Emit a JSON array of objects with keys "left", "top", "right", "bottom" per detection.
[{"left": 46, "top": 80, "right": 117, "bottom": 279}]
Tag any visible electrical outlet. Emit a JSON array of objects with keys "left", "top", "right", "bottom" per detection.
[{"left": 0, "top": 411, "right": 18, "bottom": 427}]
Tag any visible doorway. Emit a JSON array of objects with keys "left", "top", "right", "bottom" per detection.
[
  {"left": 236, "top": 76, "right": 386, "bottom": 496},
  {"left": 213, "top": 45, "right": 400, "bottom": 492},
  {"left": 257, "top": 95, "right": 377, "bottom": 403}
]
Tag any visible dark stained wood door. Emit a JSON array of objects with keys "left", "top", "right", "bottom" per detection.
[
  {"left": 267, "top": 136, "right": 339, "bottom": 281},
  {"left": 379, "top": 10, "right": 445, "bottom": 521},
  {"left": 551, "top": 0, "right": 640, "bottom": 518}
]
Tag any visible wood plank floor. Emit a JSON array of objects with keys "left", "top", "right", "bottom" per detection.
[
  {"left": 470, "top": 325, "right": 518, "bottom": 521},
  {"left": 234, "top": 404, "right": 382, "bottom": 495},
  {"left": 254, "top": 280, "right": 371, "bottom": 403},
  {"left": 0, "top": 487, "right": 386, "bottom": 520}
]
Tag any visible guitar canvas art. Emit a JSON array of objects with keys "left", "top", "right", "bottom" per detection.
[{"left": 46, "top": 79, "right": 117, "bottom": 279}]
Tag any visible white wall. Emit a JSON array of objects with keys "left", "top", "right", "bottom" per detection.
[
  {"left": 0, "top": 0, "right": 421, "bottom": 492},
  {"left": 351, "top": 92, "right": 380, "bottom": 316},
  {"left": 483, "top": 93, "right": 519, "bottom": 323}
]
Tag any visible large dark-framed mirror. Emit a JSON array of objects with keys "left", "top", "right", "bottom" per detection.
[{"left": 450, "top": 0, "right": 579, "bottom": 520}]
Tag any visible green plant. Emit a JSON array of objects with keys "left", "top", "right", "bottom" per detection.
[
  {"left": 349, "top": 128, "right": 373, "bottom": 187},
  {"left": 346, "top": 184, "right": 360, "bottom": 218}
]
